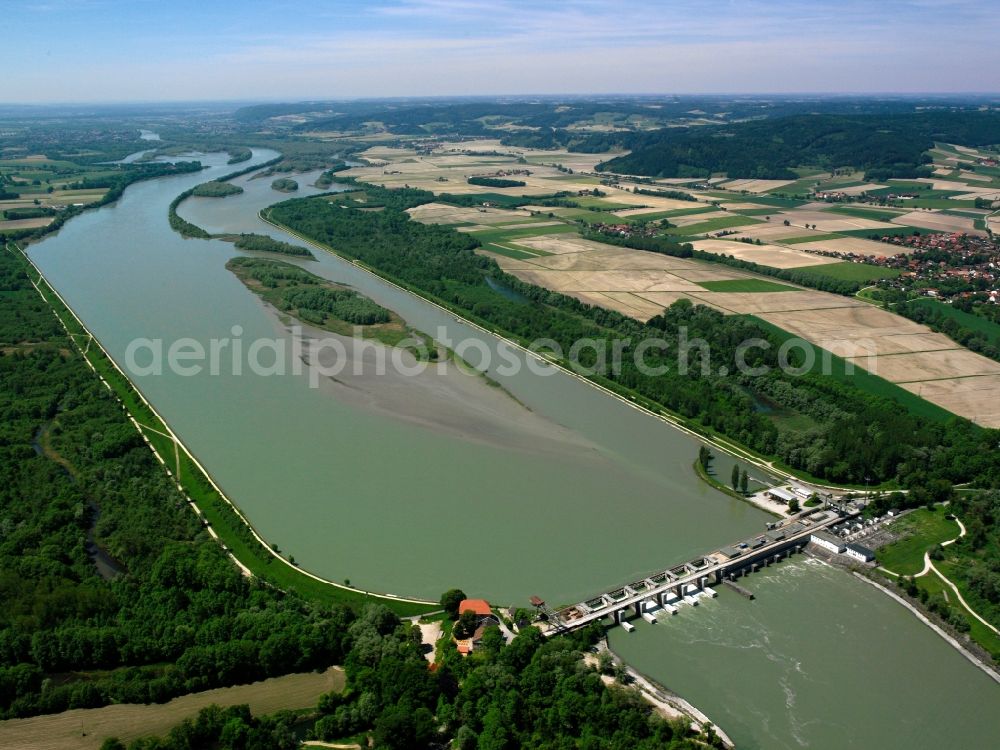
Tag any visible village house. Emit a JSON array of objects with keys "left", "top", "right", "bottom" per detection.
[{"left": 455, "top": 599, "right": 500, "bottom": 655}]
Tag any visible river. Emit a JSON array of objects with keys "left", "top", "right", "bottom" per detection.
[
  {"left": 25, "top": 149, "right": 1000, "bottom": 749},
  {"left": 610, "top": 558, "right": 1000, "bottom": 749},
  {"left": 27, "top": 149, "right": 767, "bottom": 604}
]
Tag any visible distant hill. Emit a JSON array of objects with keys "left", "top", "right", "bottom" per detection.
[{"left": 597, "top": 111, "right": 1000, "bottom": 180}]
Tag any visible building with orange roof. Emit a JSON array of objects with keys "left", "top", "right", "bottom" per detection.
[{"left": 459, "top": 599, "right": 493, "bottom": 617}]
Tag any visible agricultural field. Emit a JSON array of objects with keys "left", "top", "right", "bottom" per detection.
[
  {"left": 691, "top": 238, "right": 836, "bottom": 268},
  {"left": 438, "top": 217, "right": 1000, "bottom": 426},
  {"left": 363, "top": 137, "right": 1000, "bottom": 425},
  {"left": 696, "top": 278, "right": 797, "bottom": 293},
  {"left": 0, "top": 668, "right": 344, "bottom": 750},
  {"left": 0, "top": 144, "right": 174, "bottom": 236}
]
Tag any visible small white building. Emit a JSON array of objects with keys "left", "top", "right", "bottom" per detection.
[
  {"left": 810, "top": 531, "right": 845, "bottom": 554},
  {"left": 844, "top": 543, "right": 876, "bottom": 563}
]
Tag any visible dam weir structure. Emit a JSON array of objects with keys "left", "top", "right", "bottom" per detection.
[{"left": 537, "top": 507, "right": 855, "bottom": 634}]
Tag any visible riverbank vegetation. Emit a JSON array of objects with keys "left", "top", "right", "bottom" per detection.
[
  {"left": 167, "top": 187, "right": 212, "bottom": 238},
  {"left": 226, "top": 257, "right": 424, "bottom": 348},
  {"left": 190, "top": 180, "right": 244, "bottom": 198},
  {"left": 226, "top": 147, "right": 252, "bottom": 164},
  {"left": 271, "top": 178, "right": 299, "bottom": 192},
  {"left": 232, "top": 232, "right": 314, "bottom": 258},
  {"left": 315, "top": 163, "right": 350, "bottom": 188},
  {"left": 267, "top": 185, "right": 1000, "bottom": 491}
]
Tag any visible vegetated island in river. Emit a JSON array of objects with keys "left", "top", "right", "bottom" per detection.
[
  {"left": 271, "top": 177, "right": 299, "bottom": 192},
  {"left": 232, "top": 232, "right": 315, "bottom": 259},
  {"left": 227, "top": 256, "right": 434, "bottom": 352},
  {"left": 190, "top": 180, "right": 244, "bottom": 198}
]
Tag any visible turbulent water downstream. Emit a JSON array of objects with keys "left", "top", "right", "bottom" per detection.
[{"left": 26, "top": 149, "right": 1000, "bottom": 749}]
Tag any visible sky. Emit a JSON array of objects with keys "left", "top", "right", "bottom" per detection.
[{"left": 1, "top": 0, "right": 998, "bottom": 102}]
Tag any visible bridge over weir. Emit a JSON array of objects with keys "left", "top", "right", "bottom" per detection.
[{"left": 538, "top": 508, "right": 855, "bottom": 634}]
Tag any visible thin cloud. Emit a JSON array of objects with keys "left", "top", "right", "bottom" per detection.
[{"left": 1, "top": 0, "right": 997, "bottom": 102}]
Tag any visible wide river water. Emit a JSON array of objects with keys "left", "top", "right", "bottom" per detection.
[{"left": 26, "top": 149, "right": 1000, "bottom": 749}]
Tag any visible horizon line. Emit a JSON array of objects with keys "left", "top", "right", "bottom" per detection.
[{"left": 3, "top": 91, "right": 1000, "bottom": 108}]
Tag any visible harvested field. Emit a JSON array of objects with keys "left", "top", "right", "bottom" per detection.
[
  {"left": 637, "top": 291, "right": 719, "bottom": 311},
  {"left": 837, "top": 183, "right": 887, "bottom": 195},
  {"left": 818, "top": 332, "right": 961, "bottom": 358},
  {"left": 760, "top": 305, "right": 925, "bottom": 343},
  {"left": 898, "top": 376, "right": 1000, "bottom": 428},
  {"left": 718, "top": 178, "right": 797, "bottom": 192},
  {"left": 958, "top": 170, "right": 993, "bottom": 182},
  {"left": 858, "top": 349, "right": 1000, "bottom": 383},
  {"left": 504, "top": 250, "right": 682, "bottom": 272},
  {"left": 955, "top": 190, "right": 1000, "bottom": 202},
  {"left": 482, "top": 225, "right": 999, "bottom": 423},
  {"left": 891, "top": 210, "right": 984, "bottom": 235},
  {"left": 0, "top": 668, "right": 344, "bottom": 750},
  {"left": 583, "top": 291, "right": 671, "bottom": 318},
  {"left": 407, "top": 202, "right": 535, "bottom": 226},
  {"left": 667, "top": 267, "right": 756, "bottom": 282},
  {"left": 916, "top": 178, "right": 996, "bottom": 192},
  {"left": 514, "top": 235, "right": 619, "bottom": 256},
  {"left": 731, "top": 224, "right": 821, "bottom": 241},
  {"left": 0, "top": 216, "right": 54, "bottom": 230},
  {"left": 690, "top": 291, "right": 861, "bottom": 315},
  {"left": 794, "top": 236, "right": 903, "bottom": 256},
  {"left": 691, "top": 239, "right": 834, "bottom": 268},
  {"left": 611, "top": 199, "right": 705, "bottom": 215},
  {"left": 769, "top": 210, "right": 897, "bottom": 233},
  {"left": 667, "top": 210, "right": 730, "bottom": 226},
  {"left": 509, "top": 268, "right": 705, "bottom": 293}
]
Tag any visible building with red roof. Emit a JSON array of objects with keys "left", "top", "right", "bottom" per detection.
[{"left": 459, "top": 599, "right": 493, "bottom": 617}]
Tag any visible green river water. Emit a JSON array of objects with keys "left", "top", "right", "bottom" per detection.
[{"left": 25, "top": 149, "right": 1000, "bottom": 749}]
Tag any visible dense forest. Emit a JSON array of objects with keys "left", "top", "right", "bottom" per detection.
[
  {"left": 596, "top": 111, "right": 1000, "bottom": 180},
  {"left": 0, "top": 244, "right": 722, "bottom": 747},
  {"left": 268, "top": 185, "right": 1000, "bottom": 489},
  {"left": 468, "top": 176, "right": 526, "bottom": 188},
  {"left": 102, "top": 616, "right": 719, "bottom": 750}
]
